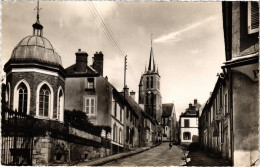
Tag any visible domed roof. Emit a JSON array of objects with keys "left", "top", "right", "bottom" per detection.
[{"left": 11, "top": 35, "right": 62, "bottom": 66}]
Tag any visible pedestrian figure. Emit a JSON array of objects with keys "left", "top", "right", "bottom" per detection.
[{"left": 169, "top": 142, "right": 172, "bottom": 150}]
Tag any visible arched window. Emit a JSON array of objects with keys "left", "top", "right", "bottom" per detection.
[
  {"left": 183, "top": 132, "right": 191, "bottom": 140},
  {"left": 39, "top": 84, "right": 51, "bottom": 117},
  {"left": 18, "top": 83, "right": 28, "bottom": 114},
  {"left": 13, "top": 80, "right": 30, "bottom": 114},
  {"left": 56, "top": 87, "right": 64, "bottom": 120}
]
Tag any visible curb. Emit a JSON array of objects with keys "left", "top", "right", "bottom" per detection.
[{"left": 76, "top": 143, "right": 161, "bottom": 166}]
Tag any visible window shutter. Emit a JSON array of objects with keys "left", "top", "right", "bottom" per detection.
[{"left": 248, "top": 2, "right": 259, "bottom": 34}]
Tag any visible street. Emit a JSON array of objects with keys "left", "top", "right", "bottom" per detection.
[{"left": 103, "top": 142, "right": 186, "bottom": 166}]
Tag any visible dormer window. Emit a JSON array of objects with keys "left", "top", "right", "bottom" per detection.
[{"left": 86, "top": 78, "right": 95, "bottom": 90}]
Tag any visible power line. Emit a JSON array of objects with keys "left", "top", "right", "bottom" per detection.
[
  {"left": 86, "top": 3, "right": 122, "bottom": 57},
  {"left": 89, "top": 2, "right": 126, "bottom": 57},
  {"left": 87, "top": 2, "right": 136, "bottom": 81}
]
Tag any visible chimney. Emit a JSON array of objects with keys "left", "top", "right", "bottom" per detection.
[
  {"left": 130, "top": 90, "right": 136, "bottom": 101},
  {"left": 194, "top": 99, "right": 198, "bottom": 105},
  {"left": 75, "top": 49, "right": 88, "bottom": 72},
  {"left": 93, "top": 51, "right": 104, "bottom": 76},
  {"left": 124, "top": 85, "right": 129, "bottom": 95}
]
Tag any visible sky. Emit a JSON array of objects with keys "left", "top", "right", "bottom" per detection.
[{"left": 2, "top": 1, "right": 226, "bottom": 120}]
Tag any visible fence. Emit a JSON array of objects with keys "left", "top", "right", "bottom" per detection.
[{"left": 1, "top": 104, "right": 34, "bottom": 165}]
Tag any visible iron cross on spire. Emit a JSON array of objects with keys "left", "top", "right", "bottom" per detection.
[{"left": 34, "top": 0, "right": 42, "bottom": 22}]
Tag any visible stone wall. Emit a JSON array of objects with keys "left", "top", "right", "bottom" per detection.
[{"left": 32, "top": 134, "right": 111, "bottom": 165}]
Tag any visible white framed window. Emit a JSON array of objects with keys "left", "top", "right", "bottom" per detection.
[
  {"left": 13, "top": 80, "right": 31, "bottom": 115},
  {"left": 85, "top": 97, "right": 95, "bottom": 115},
  {"left": 183, "top": 132, "right": 191, "bottom": 140},
  {"left": 248, "top": 2, "right": 259, "bottom": 34},
  {"left": 113, "top": 123, "right": 117, "bottom": 142},
  {"left": 85, "top": 78, "right": 95, "bottom": 89},
  {"left": 184, "top": 119, "right": 189, "bottom": 127},
  {"left": 39, "top": 84, "right": 51, "bottom": 117},
  {"left": 56, "top": 86, "right": 64, "bottom": 122},
  {"left": 119, "top": 128, "right": 122, "bottom": 144},
  {"left": 36, "top": 81, "right": 54, "bottom": 119}
]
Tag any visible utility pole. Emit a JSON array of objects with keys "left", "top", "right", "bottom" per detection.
[{"left": 124, "top": 55, "right": 127, "bottom": 102}]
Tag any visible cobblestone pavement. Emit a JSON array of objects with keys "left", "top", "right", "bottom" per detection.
[{"left": 103, "top": 142, "right": 186, "bottom": 166}]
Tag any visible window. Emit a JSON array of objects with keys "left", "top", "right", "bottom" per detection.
[
  {"left": 210, "top": 107, "right": 213, "bottom": 124},
  {"left": 248, "top": 2, "right": 259, "bottom": 34},
  {"left": 113, "top": 124, "right": 117, "bottom": 142},
  {"left": 126, "top": 126, "right": 129, "bottom": 142},
  {"left": 184, "top": 119, "right": 189, "bottom": 127},
  {"left": 220, "top": 86, "right": 223, "bottom": 107},
  {"left": 157, "top": 81, "right": 160, "bottom": 90},
  {"left": 224, "top": 92, "right": 228, "bottom": 116},
  {"left": 120, "top": 108, "right": 122, "bottom": 122},
  {"left": 56, "top": 88, "right": 64, "bottom": 120},
  {"left": 6, "top": 83, "right": 10, "bottom": 107},
  {"left": 39, "top": 84, "right": 50, "bottom": 117},
  {"left": 119, "top": 128, "right": 122, "bottom": 144},
  {"left": 146, "top": 77, "right": 149, "bottom": 88},
  {"left": 18, "top": 83, "right": 28, "bottom": 114},
  {"left": 151, "top": 76, "right": 153, "bottom": 88},
  {"left": 126, "top": 108, "right": 129, "bottom": 119},
  {"left": 85, "top": 97, "right": 95, "bottom": 115},
  {"left": 146, "top": 94, "right": 149, "bottom": 104},
  {"left": 183, "top": 132, "right": 191, "bottom": 140},
  {"left": 114, "top": 101, "right": 117, "bottom": 117},
  {"left": 86, "top": 78, "right": 95, "bottom": 89},
  {"left": 130, "top": 112, "right": 133, "bottom": 122}
]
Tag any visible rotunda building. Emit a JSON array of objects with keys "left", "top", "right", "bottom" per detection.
[{"left": 4, "top": 14, "right": 66, "bottom": 122}]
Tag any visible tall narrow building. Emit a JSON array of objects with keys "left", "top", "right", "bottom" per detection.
[{"left": 138, "top": 41, "right": 162, "bottom": 123}]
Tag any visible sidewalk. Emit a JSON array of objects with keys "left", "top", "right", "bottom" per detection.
[
  {"left": 76, "top": 143, "right": 160, "bottom": 166},
  {"left": 185, "top": 144, "right": 231, "bottom": 166}
]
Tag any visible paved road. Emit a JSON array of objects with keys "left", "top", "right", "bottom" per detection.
[{"left": 103, "top": 142, "right": 186, "bottom": 166}]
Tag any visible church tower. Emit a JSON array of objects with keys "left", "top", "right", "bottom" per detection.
[{"left": 138, "top": 37, "right": 162, "bottom": 123}]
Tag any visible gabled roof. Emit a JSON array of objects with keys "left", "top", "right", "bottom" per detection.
[
  {"left": 65, "top": 64, "right": 99, "bottom": 77},
  {"left": 119, "top": 92, "right": 143, "bottom": 118},
  {"left": 162, "top": 103, "right": 174, "bottom": 117}
]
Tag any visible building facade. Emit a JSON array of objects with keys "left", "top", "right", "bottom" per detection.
[
  {"left": 222, "top": 2, "right": 258, "bottom": 166},
  {"left": 179, "top": 100, "right": 200, "bottom": 146},
  {"left": 4, "top": 9, "right": 65, "bottom": 123},
  {"left": 199, "top": 2, "right": 259, "bottom": 166},
  {"left": 161, "top": 103, "right": 178, "bottom": 142},
  {"left": 138, "top": 43, "right": 162, "bottom": 142},
  {"left": 199, "top": 75, "right": 231, "bottom": 160}
]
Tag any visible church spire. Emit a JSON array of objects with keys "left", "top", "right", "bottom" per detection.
[
  {"left": 148, "top": 34, "right": 156, "bottom": 72},
  {"left": 32, "top": 0, "right": 43, "bottom": 36}
]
